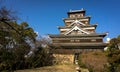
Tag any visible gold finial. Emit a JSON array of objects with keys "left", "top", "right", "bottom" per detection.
[
  {"left": 81, "top": 8, "right": 84, "bottom": 10},
  {"left": 70, "top": 9, "right": 72, "bottom": 12}
]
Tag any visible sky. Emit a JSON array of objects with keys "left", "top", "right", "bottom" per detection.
[{"left": 1, "top": 0, "right": 120, "bottom": 40}]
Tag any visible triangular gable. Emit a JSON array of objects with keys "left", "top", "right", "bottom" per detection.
[
  {"left": 64, "top": 26, "right": 90, "bottom": 35},
  {"left": 68, "top": 20, "right": 86, "bottom": 27}
]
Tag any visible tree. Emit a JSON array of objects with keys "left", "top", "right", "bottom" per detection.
[
  {"left": 25, "top": 36, "right": 54, "bottom": 68},
  {"left": 106, "top": 35, "right": 120, "bottom": 72},
  {"left": 0, "top": 7, "right": 37, "bottom": 70},
  {"left": 0, "top": 7, "right": 18, "bottom": 21},
  {"left": 26, "top": 46, "right": 53, "bottom": 68},
  {"left": 0, "top": 21, "right": 37, "bottom": 71},
  {"left": 0, "top": 6, "right": 53, "bottom": 71}
]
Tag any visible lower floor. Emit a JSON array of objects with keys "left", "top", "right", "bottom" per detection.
[
  {"left": 51, "top": 48, "right": 104, "bottom": 64},
  {"left": 52, "top": 54, "right": 74, "bottom": 64}
]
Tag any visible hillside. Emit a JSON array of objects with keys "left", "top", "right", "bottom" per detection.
[{"left": 15, "top": 65, "right": 77, "bottom": 72}]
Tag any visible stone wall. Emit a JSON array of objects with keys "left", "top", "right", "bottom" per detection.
[{"left": 53, "top": 54, "right": 74, "bottom": 64}]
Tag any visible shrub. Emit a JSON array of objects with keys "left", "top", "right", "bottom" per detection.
[{"left": 78, "top": 51, "right": 107, "bottom": 72}]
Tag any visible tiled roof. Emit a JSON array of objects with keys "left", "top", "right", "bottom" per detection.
[
  {"left": 67, "top": 9, "right": 85, "bottom": 14},
  {"left": 58, "top": 24, "right": 97, "bottom": 29},
  {"left": 52, "top": 43, "right": 107, "bottom": 47},
  {"left": 63, "top": 16, "right": 91, "bottom": 20},
  {"left": 48, "top": 33, "right": 107, "bottom": 38}
]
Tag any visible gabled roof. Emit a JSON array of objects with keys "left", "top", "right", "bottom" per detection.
[
  {"left": 58, "top": 24, "right": 97, "bottom": 29},
  {"left": 52, "top": 43, "right": 107, "bottom": 47},
  {"left": 64, "top": 26, "right": 90, "bottom": 35},
  {"left": 48, "top": 32, "right": 107, "bottom": 38},
  {"left": 63, "top": 16, "right": 91, "bottom": 20},
  {"left": 67, "top": 9, "right": 85, "bottom": 14},
  {"left": 68, "top": 19, "right": 86, "bottom": 26}
]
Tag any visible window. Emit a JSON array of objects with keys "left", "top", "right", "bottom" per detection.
[
  {"left": 71, "top": 40, "right": 74, "bottom": 42},
  {"left": 91, "top": 39, "right": 96, "bottom": 42}
]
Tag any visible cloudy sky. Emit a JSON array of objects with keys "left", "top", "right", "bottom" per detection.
[{"left": 1, "top": 0, "right": 120, "bottom": 40}]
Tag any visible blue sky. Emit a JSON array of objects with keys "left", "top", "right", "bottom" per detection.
[{"left": 1, "top": 0, "right": 120, "bottom": 40}]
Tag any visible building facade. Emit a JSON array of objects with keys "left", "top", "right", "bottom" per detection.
[{"left": 49, "top": 9, "right": 107, "bottom": 64}]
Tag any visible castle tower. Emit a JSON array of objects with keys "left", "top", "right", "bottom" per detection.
[{"left": 49, "top": 9, "right": 107, "bottom": 64}]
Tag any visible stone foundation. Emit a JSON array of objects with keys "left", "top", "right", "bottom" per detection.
[{"left": 53, "top": 54, "right": 74, "bottom": 64}]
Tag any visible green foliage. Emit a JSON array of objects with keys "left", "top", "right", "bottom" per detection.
[
  {"left": 0, "top": 21, "right": 53, "bottom": 71},
  {"left": 0, "top": 7, "right": 53, "bottom": 71},
  {"left": 26, "top": 46, "right": 53, "bottom": 68},
  {"left": 78, "top": 51, "right": 107, "bottom": 72},
  {"left": 78, "top": 54, "right": 94, "bottom": 72},
  {"left": 105, "top": 35, "right": 120, "bottom": 72},
  {"left": 0, "top": 20, "right": 37, "bottom": 71},
  {"left": 78, "top": 54, "right": 87, "bottom": 68}
]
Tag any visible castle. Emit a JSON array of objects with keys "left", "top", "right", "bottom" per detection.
[{"left": 49, "top": 9, "right": 107, "bottom": 64}]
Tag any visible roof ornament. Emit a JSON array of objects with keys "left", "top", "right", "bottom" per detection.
[
  {"left": 64, "top": 26, "right": 90, "bottom": 35},
  {"left": 68, "top": 19, "right": 86, "bottom": 27},
  {"left": 69, "top": 9, "right": 72, "bottom": 12},
  {"left": 75, "top": 20, "right": 79, "bottom": 24},
  {"left": 81, "top": 8, "right": 84, "bottom": 10}
]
